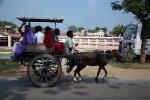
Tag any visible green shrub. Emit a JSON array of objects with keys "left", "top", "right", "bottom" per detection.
[
  {"left": 0, "top": 59, "right": 21, "bottom": 73},
  {"left": 110, "top": 61, "right": 150, "bottom": 69}
]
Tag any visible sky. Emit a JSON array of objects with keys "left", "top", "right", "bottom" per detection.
[{"left": 0, "top": 0, "right": 137, "bottom": 32}]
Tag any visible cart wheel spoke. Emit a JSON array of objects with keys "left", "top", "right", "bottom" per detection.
[
  {"left": 39, "top": 76, "right": 44, "bottom": 83},
  {"left": 47, "top": 72, "right": 53, "bottom": 80},
  {"left": 27, "top": 54, "right": 62, "bottom": 87}
]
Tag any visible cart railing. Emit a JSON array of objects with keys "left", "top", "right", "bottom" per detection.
[{"left": 24, "top": 43, "right": 55, "bottom": 53}]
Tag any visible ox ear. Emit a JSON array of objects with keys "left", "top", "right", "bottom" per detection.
[
  {"left": 105, "top": 50, "right": 111, "bottom": 54},
  {"left": 112, "top": 49, "right": 118, "bottom": 53},
  {"left": 111, "top": 50, "right": 122, "bottom": 62},
  {"left": 105, "top": 50, "right": 113, "bottom": 59}
]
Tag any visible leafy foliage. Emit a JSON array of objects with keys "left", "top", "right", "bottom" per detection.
[
  {"left": 68, "top": 25, "right": 78, "bottom": 32},
  {"left": 101, "top": 27, "right": 107, "bottom": 33},
  {"left": 95, "top": 27, "right": 101, "bottom": 32},
  {"left": 112, "top": 25, "right": 125, "bottom": 36},
  {"left": 78, "top": 27, "right": 85, "bottom": 32},
  {"left": 88, "top": 29, "right": 95, "bottom": 33},
  {"left": 0, "top": 20, "right": 17, "bottom": 28},
  {"left": 111, "top": 0, "right": 150, "bottom": 64},
  {"left": 88, "top": 27, "right": 107, "bottom": 33},
  {"left": 111, "top": 0, "right": 150, "bottom": 20}
]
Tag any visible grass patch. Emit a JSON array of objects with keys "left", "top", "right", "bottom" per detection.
[
  {"left": 110, "top": 62, "right": 150, "bottom": 69},
  {"left": 0, "top": 54, "right": 11, "bottom": 57},
  {"left": 0, "top": 48, "right": 12, "bottom": 52},
  {"left": 0, "top": 59, "right": 21, "bottom": 74},
  {"left": 109, "top": 57, "right": 150, "bottom": 69}
]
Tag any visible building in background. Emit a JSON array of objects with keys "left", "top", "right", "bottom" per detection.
[{"left": 0, "top": 25, "right": 16, "bottom": 34}]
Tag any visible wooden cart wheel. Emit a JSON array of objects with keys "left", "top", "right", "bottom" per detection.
[{"left": 27, "top": 54, "right": 62, "bottom": 87}]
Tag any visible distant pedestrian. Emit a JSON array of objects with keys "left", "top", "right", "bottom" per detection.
[
  {"left": 118, "top": 41, "right": 124, "bottom": 62},
  {"left": 126, "top": 42, "right": 133, "bottom": 62}
]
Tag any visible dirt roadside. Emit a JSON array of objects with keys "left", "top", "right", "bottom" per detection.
[
  {"left": 63, "top": 64, "right": 150, "bottom": 80},
  {"left": 1, "top": 64, "right": 150, "bottom": 80}
]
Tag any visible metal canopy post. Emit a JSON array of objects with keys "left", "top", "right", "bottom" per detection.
[{"left": 55, "top": 22, "right": 56, "bottom": 29}]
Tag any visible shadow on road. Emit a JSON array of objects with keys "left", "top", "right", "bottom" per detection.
[
  {"left": 0, "top": 74, "right": 33, "bottom": 100},
  {"left": 59, "top": 74, "right": 119, "bottom": 85},
  {"left": 0, "top": 72, "right": 140, "bottom": 99}
]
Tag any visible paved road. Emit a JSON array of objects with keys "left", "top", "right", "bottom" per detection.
[{"left": 0, "top": 68, "right": 150, "bottom": 100}]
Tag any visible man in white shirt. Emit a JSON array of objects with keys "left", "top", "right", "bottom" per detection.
[
  {"left": 34, "top": 26, "right": 44, "bottom": 43},
  {"left": 64, "top": 31, "right": 74, "bottom": 55}
]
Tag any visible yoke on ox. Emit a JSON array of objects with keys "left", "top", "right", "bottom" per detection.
[
  {"left": 66, "top": 50, "right": 119, "bottom": 83},
  {"left": 15, "top": 17, "right": 63, "bottom": 87}
]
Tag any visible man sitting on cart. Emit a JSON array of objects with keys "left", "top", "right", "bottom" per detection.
[{"left": 34, "top": 26, "right": 44, "bottom": 43}]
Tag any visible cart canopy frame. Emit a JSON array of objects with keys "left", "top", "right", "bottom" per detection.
[{"left": 17, "top": 17, "right": 63, "bottom": 23}]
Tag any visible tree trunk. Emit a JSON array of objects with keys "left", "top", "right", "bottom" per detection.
[
  {"left": 140, "top": 37, "right": 146, "bottom": 64},
  {"left": 140, "top": 22, "right": 147, "bottom": 64}
]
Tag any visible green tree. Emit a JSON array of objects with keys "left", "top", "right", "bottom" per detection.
[
  {"left": 112, "top": 25, "right": 125, "bottom": 36},
  {"left": 68, "top": 25, "right": 78, "bottom": 32},
  {"left": 111, "top": 0, "right": 150, "bottom": 64},
  {"left": 94, "top": 27, "right": 107, "bottom": 33},
  {"left": 78, "top": 27, "right": 85, "bottom": 32},
  {"left": 101, "top": 27, "right": 107, "bottom": 33},
  {"left": 95, "top": 27, "right": 101, "bottom": 32},
  {"left": 0, "top": 20, "right": 17, "bottom": 28},
  {"left": 88, "top": 29, "right": 95, "bottom": 33}
]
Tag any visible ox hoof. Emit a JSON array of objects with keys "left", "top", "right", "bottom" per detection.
[
  {"left": 79, "top": 77, "right": 82, "bottom": 81},
  {"left": 73, "top": 80, "right": 79, "bottom": 83},
  {"left": 73, "top": 78, "right": 79, "bottom": 83}
]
